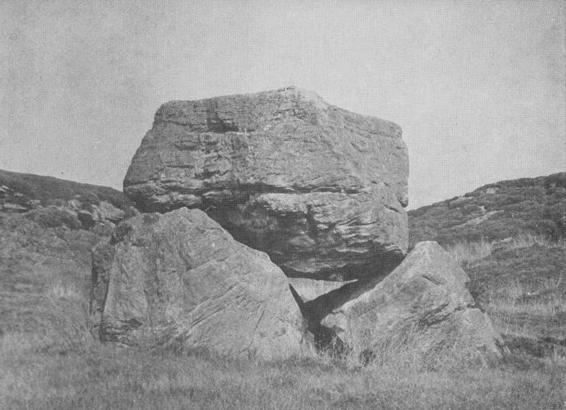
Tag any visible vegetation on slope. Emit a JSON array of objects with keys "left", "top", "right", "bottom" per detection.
[
  {"left": 444, "top": 235, "right": 566, "bottom": 358},
  {"left": 410, "top": 173, "right": 566, "bottom": 360},
  {"left": 0, "top": 169, "right": 133, "bottom": 232},
  {"left": 0, "top": 168, "right": 129, "bottom": 210},
  {"left": 409, "top": 173, "right": 566, "bottom": 246},
  {"left": 0, "top": 213, "right": 99, "bottom": 336}
]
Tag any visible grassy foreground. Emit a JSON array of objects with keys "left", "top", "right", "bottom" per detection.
[{"left": 1, "top": 332, "right": 565, "bottom": 410}]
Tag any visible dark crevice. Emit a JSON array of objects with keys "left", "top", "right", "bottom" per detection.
[
  {"left": 282, "top": 251, "right": 404, "bottom": 282},
  {"left": 132, "top": 181, "right": 363, "bottom": 204},
  {"left": 421, "top": 274, "right": 443, "bottom": 286},
  {"left": 383, "top": 204, "right": 402, "bottom": 214},
  {"left": 289, "top": 254, "right": 405, "bottom": 358},
  {"left": 417, "top": 302, "right": 450, "bottom": 327},
  {"left": 205, "top": 112, "right": 239, "bottom": 133},
  {"left": 291, "top": 281, "right": 350, "bottom": 358},
  {"left": 302, "top": 265, "right": 397, "bottom": 324}
]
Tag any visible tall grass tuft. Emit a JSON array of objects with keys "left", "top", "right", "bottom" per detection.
[
  {"left": 42, "top": 278, "right": 95, "bottom": 352},
  {"left": 444, "top": 238, "right": 493, "bottom": 266},
  {"left": 507, "top": 233, "right": 565, "bottom": 250},
  {"left": 444, "top": 233, "right": 566, "bottom": 268}
]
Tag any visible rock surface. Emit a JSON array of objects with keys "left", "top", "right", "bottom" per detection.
[
  {"left": 320, "top": 242, "right": 503, "bottom": 365},
  {"left": 123, "top": 86, "right": 409, "bottom": 280},
  {"left": 91, "top": 207, "right": 307, "bottom": 360}
]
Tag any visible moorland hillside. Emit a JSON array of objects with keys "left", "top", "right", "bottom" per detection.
[
  {"left": 409, "top": 172, "right": 566, "bottom": 246},
  {"left": 409, "top": 173, "right": 566, "bottom": 359}
]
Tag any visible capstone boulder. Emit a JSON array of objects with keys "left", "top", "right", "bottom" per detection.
[{"left": 123, "top": 86, "right": 409, "bottom": 280}]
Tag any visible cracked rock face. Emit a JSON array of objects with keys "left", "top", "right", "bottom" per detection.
[
  {"left": 317, "top": 242, "right": 503, "bottom": 365},
  {"left": 123, "top": 86, "right": 409, "bottom": 280},
  {"left": 90, "top": 208, "right": 307, "bottom": 360}
]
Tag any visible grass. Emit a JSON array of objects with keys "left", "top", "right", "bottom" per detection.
[
  {"left": 444, "top": 233, "right": 565, "bottom": 267},
  {"left": 1, "top": 291, "right": 564, "bottom": 408},
  {"left": 484, "top": 275, "right": 563, "bottom": 316},
  {"left": 444, "top": 234, "right": 566, "bottom": 363},
  {"left": 1, "top": 333, "right": 565, "bottom": 410},
  {"left": 0, "top": 168, "right": 128, "bottom": 209},
  {"left": 444, "top": 238, "right": 494, "bottom": 266}
]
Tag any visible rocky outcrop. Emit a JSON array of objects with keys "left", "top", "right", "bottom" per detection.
[
  {"left": 123, "top": 86, "right": 409, "bottom": 280},
  {"left": 313, "top": 242, "right": 502, "bottom": 365},
  {"left": 0, "top": 168, "right": 127, "bottom": 211},
  {"left": 90, "top": 207, "right": 308, "bottom": 360},
  {"left": 20, "top": 199, "right": 128, "bottom": 232},
  {"left": 0, "top": 168, "right": 132, "bottom": 230},
  {"left": 72, "top": 199, "right": 128, "bottom": 229}
]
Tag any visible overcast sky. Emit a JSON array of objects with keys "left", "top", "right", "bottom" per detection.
[{"left": 1, "top": 0, "right": 564, "bottom": 208}]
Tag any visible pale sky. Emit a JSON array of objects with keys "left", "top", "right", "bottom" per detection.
[{"left": 1, "top": 0, "right": 564, "bottom": 208}]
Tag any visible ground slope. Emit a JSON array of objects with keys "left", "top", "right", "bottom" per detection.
[
  {"left": 0, "top": 168, "right": 128, "bottom": 211},
  {"left": 0, "top": 169, "right": 131, "bottom": 338},
  {"left": 409, "top": 172, "right": 566, "bottom": 246},
  {"left": 409, "top": 173, "right": 566, "bottom": 358}
]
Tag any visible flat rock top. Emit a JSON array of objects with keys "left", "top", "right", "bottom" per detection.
[
  {"left": 153, "top": 86, "right": 400, "bottom": 137},
  {"left": 156, "top": 86, "right": 326, "bottom": 126},
  {"left": 124, "top": 86, "right": 408, "bottom": 209}
]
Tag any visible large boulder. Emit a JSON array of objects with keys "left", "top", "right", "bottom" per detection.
[
  {"left": 320, "top": 242, "right": 503, "bottom": 365},
  {"left": 90, "top": 208, "right": 308, "bottom": 360},
  {"left": 123, "top": 86, "right": 409, "bottom": 280}
]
